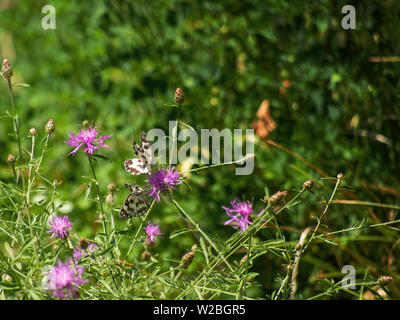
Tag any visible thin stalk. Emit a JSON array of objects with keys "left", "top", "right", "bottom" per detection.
[
  {"left": 88, "top": 155, "right": 107, "bottom": 235},
  {"left": 301, "top": 175, "right": 343, "bottom": 253},
  {"left": 171, "top": 197, "right": 234, "bottom": 273},
  {"left": 7, "top": 78, "right": 22, "bottom": 159}
]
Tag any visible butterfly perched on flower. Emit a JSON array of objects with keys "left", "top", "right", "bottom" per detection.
[
  {"left": 124, "top": 132, "right": 155, "bottom": 176},
  {"left": 119, "top": 184, "right": 150, "bottom": 219}
]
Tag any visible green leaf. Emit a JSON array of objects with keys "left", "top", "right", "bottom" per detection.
[
  {"left": 91, "top": 154, "right": 112, "bottom": 162},
  {"left": 169, "top": 228, "right": 199, "bottom": 239}
]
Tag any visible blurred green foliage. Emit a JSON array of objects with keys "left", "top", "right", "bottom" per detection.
[{"left": 1, "top": 0, "right": 399, "bottom": 298}]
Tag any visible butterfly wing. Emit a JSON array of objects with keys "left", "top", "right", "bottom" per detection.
[
  {"left": 124, "top": 158, "right": 150, "bottom": 176},
  {"left": 125, "top": 132, "right": 154, "bottom": 176},
  {"left": 119, "top": 185, "right": 150, "bottom": 220}
]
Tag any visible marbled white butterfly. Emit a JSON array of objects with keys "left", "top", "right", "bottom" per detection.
[
  {"left": 124, "top": 132, "right": 155, "bottom": 176},
  {"left": 119, "top": 184, "right": 150, "bottom": 219}
]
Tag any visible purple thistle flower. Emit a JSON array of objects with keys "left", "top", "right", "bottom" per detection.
[
  {"left": 144, "top": 221, "right": 163, "bottom": 245},
  {"left": 87, "top": 242, "right": 98, "bottom": 254},
  {"left": 73, "top": 247, "right": 84, "bottom": 262},
  {"left": 222, "top": 199, "right": 256, "bottom": 232},
  {"left": 146, "top": 167, "right": 183, "bottom": 202},
  {"left": 48, "top": 215, "right": 73, "bottom": 240},
  {"left": 65, "top": 123, "right": 111, "bottom": 156},
  {"left": 44, "top": 260, "right": 87, "bottom": 300}
]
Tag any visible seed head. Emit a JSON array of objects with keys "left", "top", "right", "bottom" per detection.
[
  {"left": 174, "top": 88, "right": 184, "bottom": 105},
  {"left": 46, "top": 119, "right": 55, "bottom": 134},
  {"left": 1, "top": 59, "right": 13, "bottom": 80}
]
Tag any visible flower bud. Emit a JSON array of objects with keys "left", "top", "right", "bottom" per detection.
[
  {"left": 174, "top": 88, "right": 184, "bottom": 105},
  {"left": 45, "top": 119, "right": 55, "bottom": 134},
  {"left": 107, "top": 183, "right": 116, "bottom": 193},
  {"left": 266, "top": 190, "right": 288, "bottom": 205},
  {"left": 337, "top": 173, "right": 344, "bottom": 179},
  {"left": 303, "top": 180, "right": 314, "bottom": 191},
  {"left": 1, "top": 59, "right": 13, "bottom": 79},
  {"left": 82, "top": 120, "right": 90, "bottom": 128},
  {"left": 191, "top": 244, "right": 198, "bottom": 252},
  {"left": 105, "top": 193, "right": 114, "bottom": 206},
  {"left": 79, "top": 238, "right": 89, "bottom": 250},
  {"left": 141, "top": 250, "right": 151, "bottom": 261},
  {"left": 53, "top": 180, "right": 59, "bottom": 187},
  {"left": 1, "top": 274, "right": 12, "bottom": 282},
  {"left": 378, "top": 275, "right": 392, "bottom": 286},
  {"left": 180, "top": 251, "right": 195, "bottom": 269},
  {"left": 29, "top": 128, "right": 37, "bottom": 136},
  {"left": 295, "top": 243, "right": 302, "bottom": 251},
  {"left": 7, "top": 154, "right": 15, "bottom": 164}
]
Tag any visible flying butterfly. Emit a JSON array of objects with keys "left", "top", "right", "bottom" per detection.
[
  {"left": 124, "top": 131, "right": 155, "bottom": 176},
  {"left": 119, "top": 184, "right": 150, "bottom": 220}
]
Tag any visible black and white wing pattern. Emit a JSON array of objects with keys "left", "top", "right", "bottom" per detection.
[
  {"left": 119, "top": 184, "right": 150, "bottom": 220},
  {"left": 124, "top": 132, "right": 155, "bottom": 176}
]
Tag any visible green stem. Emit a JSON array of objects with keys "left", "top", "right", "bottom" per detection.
[
  {"left": 88, "top": 155, "right": 107, "bottom": 235},
  {"left": 7, "top": 79, "right": 22, "bottom": 159}
]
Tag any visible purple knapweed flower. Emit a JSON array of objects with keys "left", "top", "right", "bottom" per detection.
[
  {"left": 87, "top": 242, "right": 99, "bottom": 254},
  {"left": 65, "top": 123, "right": 111, "bottom": 156},
  {"left": 48, "top": 215, "right": 73, "bottom": 240},
  {"left": 222, "top": 199, "right": 257, "bottom": 232},
  {"left": 73, "top": 247, "right": 84, "bottom": 262},
  {"left": 44, "top": 260, "right": 87, "bottom": 300},
  {"left": 144, "top": 222, "right": 163, "bottom": 245},
  {"left": 147, "top": 167, "right": 183, "bottom": 202}
]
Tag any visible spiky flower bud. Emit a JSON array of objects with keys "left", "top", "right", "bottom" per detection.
[
  {"left": 29, "top": 128, "right": 37, "bottom": 136},
  {"left": 337, "top": 173, "right": 344, "bottom": 179},
  {"left": 107, "top": 183, "right": 116, "bottom": 193},
  {"left": 265, "top": 190, "right": 288, "bottom": 205},
  {"left": 1, "top": 59, "right": 13, "bottom": 80},
  {"left": 7, "top": 154, "right": 15, "bottom": 164},
  {"left": 174, "top": 88, "right": 184, "bottom": 105},
  {"left": 141, "top": 250, "right": 151, "bottom": 261},
  {"left": 303, "top": 180, "right": 314, "bottom": 191},
  {"left": 82, "top": 120, "right": 90, "bottom": 128},
  {"left": 105, "top": 193, "right": 114, "bottom": 206},
  {"left": 378, "top": 275, "right": 393, "bottom": 286},
  {"left": 45, "top": 119, "right": 55, "bottom": 134},
  {"left": 79, "top": 238, "right": 89, "bottom": 250},
  {"left": 180, "top": 251, "right": 195, "bottom": 269}
]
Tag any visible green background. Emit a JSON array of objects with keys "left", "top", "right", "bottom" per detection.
[{"left": 1, "top": 0, "right": 399, "bottom": 298}]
